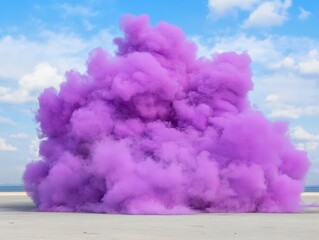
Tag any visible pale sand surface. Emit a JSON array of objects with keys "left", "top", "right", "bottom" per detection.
[{"left": 0, "top": 193, "right": 318, "bottom": 240}]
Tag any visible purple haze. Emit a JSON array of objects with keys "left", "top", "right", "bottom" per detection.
[{"left": 23, "top": 15, "right": 309, "bottom": 214}]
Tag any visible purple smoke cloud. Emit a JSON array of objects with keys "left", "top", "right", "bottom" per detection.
[{"left": 23, "top": 14, "right": 309, "bottom": 214}]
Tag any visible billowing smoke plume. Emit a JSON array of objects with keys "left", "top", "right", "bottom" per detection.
[{"left": 23, "top": 15, "right": 309, "bottom": 214}]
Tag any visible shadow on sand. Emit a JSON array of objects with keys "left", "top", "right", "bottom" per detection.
[
  {"left": 0, "top": 203, "right": 36, "bottom": 212},
  {"left": 0, "top": 195, "right": 36, "bottom": 212}
]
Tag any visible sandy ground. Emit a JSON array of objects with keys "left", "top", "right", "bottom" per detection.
[{"left": 0, "top": 193, "right": 318, "bottom": 240}]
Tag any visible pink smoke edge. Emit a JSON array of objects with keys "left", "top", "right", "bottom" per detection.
[{"left": 23, "top": 14, "right": 309, "bottom": 214}]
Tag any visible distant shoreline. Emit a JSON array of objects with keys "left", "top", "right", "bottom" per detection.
[
  {"left": 1, "top": 185, "right": 319, "bottom": 193},
  {"left": 1, "top": 192, "right": 319, "bottom": 197},
  {"left": 0, "top": 185, "right": 318, "bottom": 192},
  {"left": 0, "top": 185, "right": 25, "bottom": 192}
]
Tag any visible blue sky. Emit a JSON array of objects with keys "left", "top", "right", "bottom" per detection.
[{"left": 0, "top": 0, "right": 318, "bottom": 185}]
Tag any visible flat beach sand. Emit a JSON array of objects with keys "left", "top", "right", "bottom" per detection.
[{"left": 1, "top": 193, "right": 318, "bottom": 240}]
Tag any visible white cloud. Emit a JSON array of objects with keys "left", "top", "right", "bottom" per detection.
[
  {"left": 0, "top": 62, "right": 63, "bottom": 103},
  {"left": 297, "top": 49, "right": 319, "bottom": 75},
  {"left": 291, "top": 126, "right": 319, "bottom": 152},
  {"left": 0, "top": 29, "right": 116, "bottom": 103},
  {"left": 0, "top": 30, "right": 116, "bottom": 80},
  {"left": 243, "top": 0, "right": 292, "bottom": 28},
  {"left": 202, "top": 34, "right": 318, "bottom": 68},
  {"left": 0, "top": 87, "right": 31, "bottom": 103},
  {"left": 207, "top": 0, "right": 292, "bottom": 28},
  {"left": 29, "top": 137, "right": 40, "bottom": 158},
  {"left": 271, "top": 56, "right": 296, "bottom": 69},
  {"left": 269, "top": 49, "right": 319, "bottom": 76},
  {"left": 269, "top": 105, "right": 319, "bottom": 119},
  {"left": 291, "top": 126, "right": 319, "bottom": 141},
  {"left": 9, "top": 133, "right": 28, "bottom": 139},
  {"left": 208, "top": 0, "right": 261, "bottom": 15},
  {"left": 0, "top": 137, "right": 17, "bottom": 151},
  {"left": 298, "top": 7, "right": 311, "bottom": 21},
  {"left": 255, "top": 70, "right": 318, "bottom": 117},
  {"left": 308, "top": 49, "right": 318, "bottom": 59},
  {"left": 260, "top": 74, "right": 318, "bottom": 120},
  {"left": 20, "top": 62, "right": 63, "bottom": 91},
  {"left": 306, "top": 141, "right": 318, "bottom": 150},
  {"left": 296, "top": 142, "right": 318, "bottom": 151},
  {"left": 194, "top": 34, "right": 319, "bottom": 122},
  {"left": 265, "top": 94, "right": 279, "bottom": 102},
  {"left": 0, "top": 34, "right": 83, "bottom": 80},
  {"left": 0, "top": 116, "right": 16, "bottom": 125},
  {"left": 194, "top": 34, "right": 281, "bottom": 66},
  {"left": 281, "top": 56, "right": 295, "bottom": 68}
]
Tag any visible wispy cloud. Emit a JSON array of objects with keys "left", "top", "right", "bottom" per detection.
[
  {"left": 0, "top": 116, "right": 16, "bottom": 125},
  {"left": 29, "top": 137, "right": 40, "bottom": 158},
  {"left": 208, "top": 0, "right": 292, "bottom": 28},
  {"left": 193, "top": 33, "right": 319, "bottom": 122},
  {"left": 0, "top": 29, "right": 116, "bottom": 104},
  {"left": 208, "top": 0, "right": 261, "bottom": 17},
  {"left": 291, "top": 126, "right": 319, "bottom": 141},
  {"left": 298, "top": 7, "right": 311, "bottom": 21},
  {"left": 290, "top": 126, "right": 319, "bottom": 152},
  {"left": 0, "top": 137, "right": 17, "bottom": 152},
  {"left": 269, "top": 105, "right": 319, "bottom": 119},
  {"left": 297, "top": 50, "right": 319, "bottom": 75},
  {"left": 9, "top": 133, "right": 28, "bottom": 139},
  {"left": 58, "top": 3, "right": 99, "bottom": 18},
  {"left": 243, "top": 0, "right": 292, "bottom": 28},
  {"left": 193, "top": 34, "right": 281, "bottom": 65}
]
